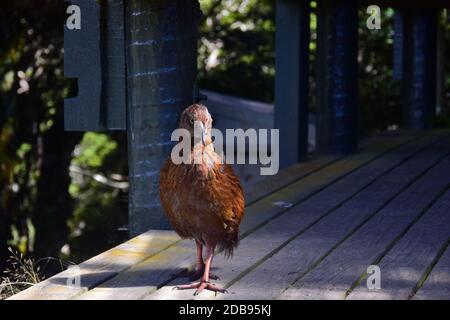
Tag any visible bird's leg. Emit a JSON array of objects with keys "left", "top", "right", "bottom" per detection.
[
  {"left": 171, "top": 240, "right": 218, "bottom": 281},
  {"left": 188, "top": 240, "right": 209, "bottom": 281},
  {"left": 171, "top": 240, "right": 203, "bottom": 279},
  {"left": 194, "top": 245, "right": 226, "bottom": 295},
  {"left": 173, "top": 245, "right": 226, "bottom": 296}
]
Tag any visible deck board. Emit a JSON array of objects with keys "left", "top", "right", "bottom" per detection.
[
  {"left": 239, "top": 133, "right": 417, "bottom": 238},
  {"left": 9, "top": 131, "right": 450, "bottom": 300},
  {"left": 8, "top": 230, "right": 180, "bottom": 300},
  {"left": 276, "top": 153, "right": 450, "bottom": 300},
  {"left": 413, "top": 244, "right": 450, "bottom": 300},
  {"left": 347, "top": 188, "right": 450, "bottom": 300},
  {"left": 243, "top": 155, "right": 339, "bottom": 205},
  {"left": 222, "top": 135, "right": 450, "bottom": 300}
]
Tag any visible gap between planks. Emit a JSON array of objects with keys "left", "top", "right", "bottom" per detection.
[{"left": 413, "top": 238, "right": 450, "bottom": 300}]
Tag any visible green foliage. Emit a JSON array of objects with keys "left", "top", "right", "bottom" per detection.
[
  {"left": 198, "top": 4, "right": 450, "bottom": 133},
  {"left": 67, "top": 132, "right": 128, "bottom": 263},
  {"left": 198, "top": 0, "right": 275, "bottom": 102},
  {"left": 0, "top": 0, "right": 72, "bottom": 262},
  {"left": 357, "top": 8, "right": 402, "bottom": 132},
  {"left": 72, "top": 132, "right": 118, "bottom": 169},
  {"left": 0, "top": 1, "right": 128, "bottom": 275}
]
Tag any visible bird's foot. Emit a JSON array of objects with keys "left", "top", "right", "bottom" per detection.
[
  {"left": 173, "top": 280, "right": 227, "bottom": 296},
  {"left": 171, "top": 267, "right": 220, "bottom": 281}
]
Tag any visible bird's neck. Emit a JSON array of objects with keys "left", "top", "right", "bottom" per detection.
[{"left": 191, "top": 142, "right": 221, "bottom": 170}]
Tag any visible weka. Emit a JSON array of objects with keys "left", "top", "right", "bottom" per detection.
[{"left": 159, "top": 104, "right": 245, "bottom": 295}]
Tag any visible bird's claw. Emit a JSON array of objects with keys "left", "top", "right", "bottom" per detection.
[{"left": 172, "top": 280, "right": 227, "bottom": 296}]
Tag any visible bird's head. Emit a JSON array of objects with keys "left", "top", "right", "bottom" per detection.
[{"left": 179, "top": 104, "right": 213, "bottom": 147}]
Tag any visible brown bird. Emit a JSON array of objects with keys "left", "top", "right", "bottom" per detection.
[{"left": 159, "top": 104, "right": 245, "bottom": 295}]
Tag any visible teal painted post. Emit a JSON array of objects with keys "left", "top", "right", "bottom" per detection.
[{"left": 274, "top": 0, "right": 310, "bottom": 169}]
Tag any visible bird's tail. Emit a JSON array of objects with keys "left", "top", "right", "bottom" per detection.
[{"left": 219, "top": 227, "right": 239, "bottom": 259}]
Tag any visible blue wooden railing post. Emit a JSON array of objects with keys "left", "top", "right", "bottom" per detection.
[
  {"left": 316, "top": 0, "right": 358, "bottom": 155},
  {"left": 274, "top": 0, "right": 310, "bottom": 168},
  {"left": 401, "top": 9, "right": 438, "bottom": 130},
  {"left": 125, "top": 0, "right": 200, "bottom": 236}
]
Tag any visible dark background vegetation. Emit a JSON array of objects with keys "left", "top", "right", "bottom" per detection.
[{"left": 0, "top": 0, "right": 449, "bottom": 297}]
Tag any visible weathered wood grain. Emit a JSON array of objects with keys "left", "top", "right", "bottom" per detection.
[
  {"left": 239, "top": 133, "right": 419, "bottom": 239},
  {"left": 413, "top": 245, "right": 450, "bottom": 300},
  {"left": 226, "top": 136, "right": 450, "bottom": 300},
  {"left": 244, "top": 155, "right": 338, "bottom": 205},
  {"left": 76, "top": 240, "right": 195, "bottom": 300},
  {"left": 142, "top": 134, "right": 446, "bottom": 300},
  {"left": 277, "top": 154, "right": 450, "bottom": 300},
  {"left": 8, "top": 230, "right": 180, "bottom": 300},
  {"left": 76, "top": 133, "right": 419, "bottom": 300},
  {"left": 346, "top": 188, "right": 450, "bottom": 300}
]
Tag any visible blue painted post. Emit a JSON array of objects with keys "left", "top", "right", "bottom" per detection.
[
  {"left": 125, "top": 0, "right": 200, "bottom": 236},
  {"left": 274, "top": 0, "right": 310, "bottom": 168},
  {"left": 64, "top": 0, "right": 127, "bottom": 131},
  {"left": 64, "top": 0, "right": 102, "bottom": 131},
  {"left": 316, "top": 0, "right": 358, "bottom": 154},
  {"left": 402, "top": 9, "right": 438, "bottom": 129}
]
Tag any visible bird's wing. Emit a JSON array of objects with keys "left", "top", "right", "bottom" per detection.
[{"left": 215, "top": 163, "right": 245, "bottom": 227}]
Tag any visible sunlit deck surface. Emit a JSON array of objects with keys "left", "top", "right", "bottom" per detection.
[{"left": 10, "top": 130, "right": 450, "bottom": 300}]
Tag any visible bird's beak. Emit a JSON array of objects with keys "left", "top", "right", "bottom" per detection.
[{"left": 201, "top": 123, "right": 206, "bottom": 146}]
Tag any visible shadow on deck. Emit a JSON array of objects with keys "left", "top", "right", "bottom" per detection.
[{"left": 9, "top": 130, "right": 450, "bottom": 300}]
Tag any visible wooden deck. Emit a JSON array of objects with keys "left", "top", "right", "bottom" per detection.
[{"left": 10, "top": 130, "right": 450, "bottom": 300}]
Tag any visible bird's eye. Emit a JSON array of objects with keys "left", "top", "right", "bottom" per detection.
[{"left": 190, "top": 118, "right": 194, "bottom": 125}]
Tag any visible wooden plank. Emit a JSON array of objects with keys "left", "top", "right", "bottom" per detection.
[
  {"left": 413, "top": 244, "right": 450, "bottom": 299},
  {"left": 141, "top": 134, "right": 445, "bottom": 300},
  {"left": 7, "top": 230, "right": 180, "bottom": 300},
  {"left": 277, "top": 154, "right": 450, "bottom": 299},
  {"left": 221, "top": 136, "right": 450, "bottom": 300},
  {"left": 75, "top": 134, "right": 420, "bottom": 299},
  {"left": 76, "top": 240, "right": 195, "bottom": 300},
  {"left": 347, "top": 188, "right": 450, "bottom": 300},
  {"left": 201, "top": 89, "right": 274, "bottom": 131},
  {"left": 244, "top": 155, "right": 339, "bottom": 205},
  {"left": 239, "top": 133, "right": 418, "bottom": 238}
]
